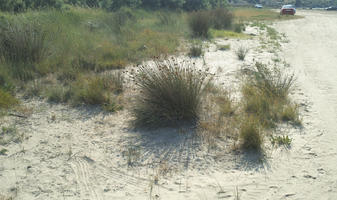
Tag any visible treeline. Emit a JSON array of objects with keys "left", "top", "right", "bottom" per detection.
[{"left": 0, "top": 0, "right": 229, "bottom": 12}]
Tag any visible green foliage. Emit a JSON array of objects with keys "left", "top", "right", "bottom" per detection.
[
  {"left": 233, "top": 23, "right": 245, "bottom": 33},
  {"left": 132, "top": 58, "right": 212, "bottom": 128},
  {"left": 70, "top": 72, "right": 123, "bottom": 111},
  {"left": 271, "top": 135, "right": 292, "bottom": 147},
  {"left": 0, "top": 89, "right": 18, "bottom": 109},
  {"left": 188, "top": 10, "right": 212, "bottom": 38}
]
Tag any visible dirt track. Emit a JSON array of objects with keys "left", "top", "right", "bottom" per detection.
[{"left": 271, "top": 10, "right": 337, "bottom": 199}]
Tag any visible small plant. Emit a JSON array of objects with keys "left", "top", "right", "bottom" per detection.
[
  {"left": 123, "top": 146, "right": 140, "bottom": 167},
  {"left": 0, "top": 148, "right": 8, "bottom": 155},
  {"left": 239, "top": 117, "right": 263, "bottom": 151},
  {"left": 188, "top": 11, "right": 212, "bottom": 38},
  {"left": 188, "top": 45, "right": 203, "bottom": 57},
  {"left": 236, "top": 46, "right": 249, "bottom": 61},
  {"left": 271, "top": 135, "right": 292, "bottom": 146},
  {"left": 217, "top": 44, "right": 230, "bottom": 51},
  {"left": 133, "top": 58, "right": 212, "bottom": 127}
]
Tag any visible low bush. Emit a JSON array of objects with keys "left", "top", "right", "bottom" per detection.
[{"left": 133, "top": 58, "right": 212, "bottom": 127}]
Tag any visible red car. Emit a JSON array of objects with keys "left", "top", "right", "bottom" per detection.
[{"left": 280, "top": 5, "right": 296, "bottom": 15}]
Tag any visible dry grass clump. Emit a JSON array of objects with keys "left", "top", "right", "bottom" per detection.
[
  {"left": 239, "top": 116, "right": 263, "bottom": 151},
  {"left": 132, "top": 58, "right": 212, "bottom": 128},
  {"left": 242, "top": 62, "right": 298, "bottom": 128},
  {"left": 281, "top": 103, "right": 301, "bottom": 125},
  {"left": 236, "top": 46, "right": 249, "bottom": 61},
  {"left": 188, "top": 44, "right": 203, "bottom": 57}
]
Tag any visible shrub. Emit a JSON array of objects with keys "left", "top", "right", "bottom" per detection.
[
  {"left": 188, "top": 11, "right": 212, "bottom": 38},
  {"left": 0, "top": 89, "right": 18, "bottom": 109},
  {"left": 133, "top": 58, "right": 212, "bottom": 127},
  {"left": 188, "top": 45, "right": 203, "bottom": 57},
  {"left": 210, "top": 8, "right": 233, "bottom": 30},
  {"left": 240, "top": 116, "right": 263, "bottom": 151},
  {"left": 236, "top": 46, "right": 249, "bottom": 61}
]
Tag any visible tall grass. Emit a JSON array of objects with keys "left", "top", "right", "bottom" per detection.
[
  {"left": 0, "top": 19, "right": 47, "bottom": 64},
  {"left": 133, "top": 58, "right": 212, "bottom": 127},
  {"left": 242, "top": 62, "right": 298, "bottom": 128}
]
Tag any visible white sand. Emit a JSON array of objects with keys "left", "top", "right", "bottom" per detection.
[{"left": 1, "top": 10, "right": 337, "bottom": 200}]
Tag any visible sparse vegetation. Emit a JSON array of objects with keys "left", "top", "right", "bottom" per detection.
[
  {"left": 0, "top": 126, "right": 22, "bottom": 145},
  {"left": 236, "top": 46, "right": 249, "bottom": 61},
  {"left": 271, "top": 135, "right": 292, "bottom": 147},
  {"left": 242, "top": 62, "right": 297, "bottom": 128},
  {"left": 188, "top": 44, "right": 203, "bottom": 57},
  {"left": 132, "top": 58, "right": 212, "bottom": 127},
  {"left": 217, "top": 44, "right": 231, "bottom": 51}
]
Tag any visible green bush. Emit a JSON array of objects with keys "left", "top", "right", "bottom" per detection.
[
  {"left": 188, "top": 11, "right": 212, "bottom": 38},
  {"left": 210, "top": 7, "right": 233, "bottom": 30},
  {"left": 133, "top": 58, "right": 211, "bottom": 127}
]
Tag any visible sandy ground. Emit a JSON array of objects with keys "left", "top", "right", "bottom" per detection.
[{"left": 1, "top": 10, "right": 337, "bottom": 200}]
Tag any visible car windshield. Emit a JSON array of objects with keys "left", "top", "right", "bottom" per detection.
[{"left": 282, "top": 5, "right": 295, "bottom": 9}]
